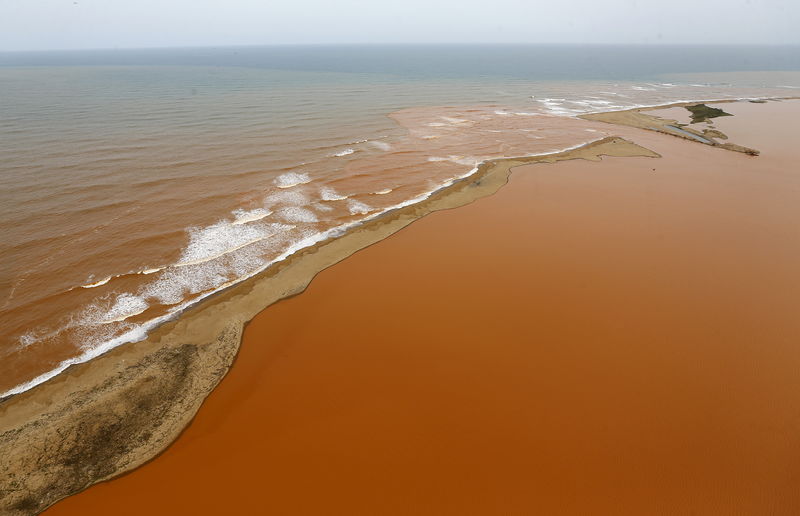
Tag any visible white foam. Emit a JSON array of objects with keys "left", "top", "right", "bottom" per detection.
[
  {"left": 144, "top": 259, "right": 229, "bottom": 306},
  {"left": 320, "top": 186, "right": 348, "bottom": 201},
  {"left": 232, "top": 208, "right": 272, "bottom": 225},
  {"left": 81, "top": 276, "right": 112, "bottom": 288},
  {"left": 142, "top": 223, "right": 294, "bottom": 306},
  {"left": 175, "top": 220, "right": 277, "bottom": 267},
  {"left": 536, "top": 98, "right": 583, "bottom": 116},
  {"left": 143, "top": 265, "right": 220, "bottom": 306},
  {"left": 373, "top": 188, "right": 393, "bottom": 195},
  {"left": 277, "top": 206, "right": 318, "bottom": 223},
  {"left": 331, "top": 148, "right": 355, "bottom": 157},
  {"left": 16, "top": 333, "right": 38, "bottom": 351},
  {"left": 101, "top": 294, "right": 149, "bottom": 323},
  {"left": 140, "top": 267, "right": 162, "bottom": 275},
  {"left": 347, "top": 199, "right": 373, "bottom": 215},
  {"left": 274, "top": 172, "right": 311, "bottom": 189},
  {"left": 8, "top": 326, "right": 68, "bottom": 356}
]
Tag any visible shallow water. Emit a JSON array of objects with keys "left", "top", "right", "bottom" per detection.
[{"left": 1, "top": 46, "right": 799, "bottom": 396}]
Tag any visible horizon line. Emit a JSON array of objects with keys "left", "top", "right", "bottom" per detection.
[{"left": 3, "top": 41, "right": 800, "bottom": 54}]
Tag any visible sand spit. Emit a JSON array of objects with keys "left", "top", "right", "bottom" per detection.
[
  {"left": 0, "top": 137, "right": 658, "bottom": 515},
  {"left": 577, "top": 99, "right": 799, "bottom": 155}
]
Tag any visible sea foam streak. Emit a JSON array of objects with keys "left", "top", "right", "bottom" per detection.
[
  {"left": 347, "top": 199, "right": 373, "bottom": 215},
  {"left": 274, "top": 172, "right": 311, "bottom": 189},
  {"left": 320, "top": 186, "right": 348, "bottom": 201},
  {"left": 232, "top": 208, "right": 272, "bottom": 225},
  {"left": 175, "top": 221, "right": 288, "bottom": 267},
  {"left": 67, "top": 267, "right": 164, "bottom": 294},
  {"left": 428, "top": 156, "right": 478, "bottom": 166},
  {"left": 101, "top": 294, "right": 149, "bottom": 323},
  {"left": 81, "top": 276, "right": 112, "bottom": 288},
  {"left": 276, "top": 206, "right": 318, "bottom": 223}
]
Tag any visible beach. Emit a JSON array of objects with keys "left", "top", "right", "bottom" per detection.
[{"left": 10, "top": 98, "right": 796, "bottom": 514}]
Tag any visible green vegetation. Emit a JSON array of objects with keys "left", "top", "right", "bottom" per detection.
[{"left": 685, "top": 104, "right": 733, "bottom": 124}]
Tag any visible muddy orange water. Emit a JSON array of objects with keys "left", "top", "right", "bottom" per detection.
[
  {"left": 3, "top": 62, "right": 795, "bottom": 400},
  {"left": 48, "top": 100, "right": 800, "bottom": 514}
]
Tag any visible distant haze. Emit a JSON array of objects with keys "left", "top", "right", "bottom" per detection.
[{"left": 1, "top": 0, "right": 799, "bottom": 51}]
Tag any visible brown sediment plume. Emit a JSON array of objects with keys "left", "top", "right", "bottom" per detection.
[
  {"left": 579, "top": 99, "right": 771, "bottom": 155},
  {"left": 0, "top": 137, "right": 657, "bottom": 515},
  {"left": 44, "top": 99, "right": 800, "bottom": 514}
]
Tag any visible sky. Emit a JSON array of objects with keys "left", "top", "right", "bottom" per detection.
[{"left": 1, "top": 0, "right": 799, "bottom": 51}]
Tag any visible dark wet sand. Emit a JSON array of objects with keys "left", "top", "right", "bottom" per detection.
[{"left": 48, "top": 101, "right": 800, "bottom": 514}]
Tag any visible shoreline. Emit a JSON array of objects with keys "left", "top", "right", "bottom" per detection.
[{"left": 0, "top": 98, "right": 789, "bottom": 514}]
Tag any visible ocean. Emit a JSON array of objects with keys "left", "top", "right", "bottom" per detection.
[{"left": 1, "top": 44, "right": 799, "bottom": 397}]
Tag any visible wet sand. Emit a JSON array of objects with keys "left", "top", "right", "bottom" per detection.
[{"left": 45, "top": 100, "right": 800, "bottom": 514}]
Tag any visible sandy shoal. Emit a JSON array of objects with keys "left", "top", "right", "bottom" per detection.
[{"left": 48, "top": 100, "right": 800, "bottom": 514}]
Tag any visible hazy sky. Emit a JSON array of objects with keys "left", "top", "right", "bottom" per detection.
[{"left": 2, "top": 0, "right": 799, "bottom": 51}]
